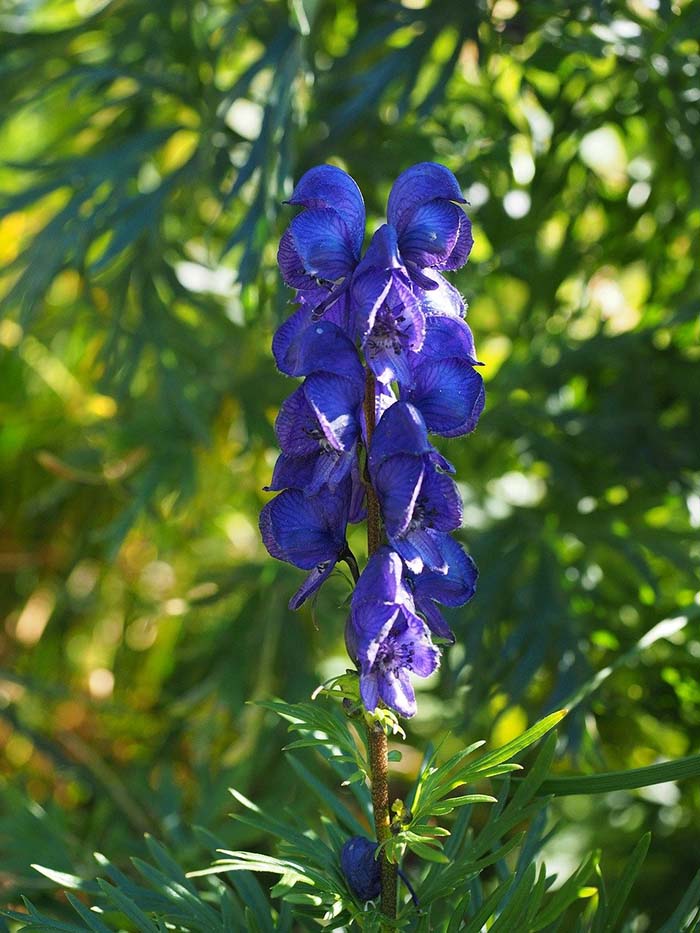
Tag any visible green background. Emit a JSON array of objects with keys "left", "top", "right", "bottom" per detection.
[{"left": 1, "top": 0, "right": 699, "bottom": 927}]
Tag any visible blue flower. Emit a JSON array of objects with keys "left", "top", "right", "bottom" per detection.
[
  {"left": 346, "top": 548, "right": 440, "bottom": 717},
  {"left": 267, "top": 370, "right": 364, "bottom": 495},
  {"left": 351, "top": 225, "right": 425, "bottom": 385},
  {"left": 402, "top": 300, "right": 485, "bottom": 438},
  {"left": 272, "top": 310, "right": 362, "bottom": 380},
  {"left": 340, "top": 836, "right": 380, "bottom": 902},
  {"left": 277, "top": 165, "right": 365, "bottom": 318},
  {"left": 406, "top": 535, "right": 478, "bottom": 643},
  {"left": 264, "top": 160, "right": 483, "bottom": 703},
  {"left": 387, "top": 162, "right": 473, "bottom": 290},
  {"left": 259, "top": 482, "right": 351, "bottom": 609},
  {"left": 369, "top": 402, "right": 462, "bottom": 574}
]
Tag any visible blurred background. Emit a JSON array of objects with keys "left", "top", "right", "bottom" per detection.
[{"left": 1, "top": 0, "right": 699, "bottom": 927}]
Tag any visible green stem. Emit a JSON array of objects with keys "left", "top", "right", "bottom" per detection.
[{"left": 362, "top": 369, "right": 398, "bottom": 922}]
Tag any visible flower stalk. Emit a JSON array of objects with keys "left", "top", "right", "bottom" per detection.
[
  {"left": 261, "top": 161, "right": 483, "bottom": 917},
  {"left": 364, "top": 369, "right": 398, "bottom": 920},
  {"left": 368, "top": 724, "right": 397, "bottom": 920}
]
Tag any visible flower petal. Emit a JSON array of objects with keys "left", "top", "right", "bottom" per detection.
[
  {"left": 387, "top": 162, "right": 465, "bottom": 230},
  {"left": 418, "top": 270, "right": 466, "bottom": 317},
  {"left": 359, "top": 670, "right": 380, "bottom": 712},
  {"left": 362, "top": 280, "right": 426, "bottom": 385},
  {"left": 277, "top": 226, "right": 311, "bottom": 290},
  {"left": 429, "top": 448, "right": 456, "bottom": 474},
  {"left": 303, "top": 372, "right": 363, "bottom": 450},
  {"left": 368, "top": 343, "right": 412, "bottom": 386},
  {"left": 287, "top": 165, "right": 365, "bottom": 257},
  {"left": 352, "top": 604, "right": 402, "bottom": 661},
  {"left": 416, "top": 599, "right": 455, "bottom": 643},
  {"left": 275, "top": 385, "right": 322, "bottom": 457},
  {"left": 413, "top": 535, "right": 478, "bottom": 609},
  {"left": 307, "top": 447, "right": 354, "bottom": 495},
  {"left": 405, "top": 618, "right": 442, "bottom": 675},
  {"left": 420, "top": 315, "right": 479, "bottom": 365},
  {"left": 419, "top": 468, "right": 463, "bottom": 532},
  {"left": 369, "top": 401, "right": 431, "bottom": 470},
  {"left": 352, "top": 547, "right": 408, "bottom": 607},
  {"left": 398, "top": 199, "right": 465, "bottom": 270},
  {"left": 380, "top": 670, "right": 416, "bottom": 718},
  {"left": 351, "top": 268, "right": 393, "bottom": 340},
  {"left": 391, "top": 527, "right": 448, "bottom": 575},
  {"left": 259, "top": 489, "right": 345, "bottom": 570},
  {"left": 373, "top": 455, "right": 424, "bottom": 538},
  {"left": 407, "top": 358, "right": 486, "bottom": 437},
  {"left": 288, "top": 208, "right": 357, "bottom": 283},
  {"left": 349, "top": 456, "right": 367, "bottom": 524},
  {"left": 361, "top": 223, "right": 403, "bottom": 271},
  {"left": 441, "top": 209, "right": 474, "bottom": 271},
  {"left": 289, "top": 560, "right": 336, "bottom": 610},
  {"left": 272, "top": 308, "right": 364, "bottom": 380},
  {"left": 266, "top": 452, "right": 316, "bottom": 491}
]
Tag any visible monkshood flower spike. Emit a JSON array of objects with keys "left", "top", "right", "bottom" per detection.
[{"left": 260, "top": 161, "right": 482, "bottom": 921}]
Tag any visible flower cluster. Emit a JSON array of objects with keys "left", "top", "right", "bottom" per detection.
[{"left": 260, "top": 163, "right": 482, "bottom": 718}]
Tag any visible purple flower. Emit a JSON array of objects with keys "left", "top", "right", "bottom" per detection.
[
  {"left": 369, "top": 403, "right": 462, "bottom": 574},
  {"left": 346, "top": 548, "right": 440, "bottom": 717},
  {"left": 340, "top": 836, "right": 380, "bottom": 902},
  {"left": 406, "top": 536, "right": 478, "bottom": 643},
  {"left": 262, "top": 161, "right": 484, "bottom": 719},
  {"left": 268, "top": 371, "right": 364, "bottom": 495},
  {"left": 272, "top": 310, "right": 362, "bottom": 380},
  {"left": 400, "top": 308, "right": 485, "bottom": 438},
  {"left": 387, "top": 162, "right": 473, "bottom": 289},
  {"left": 351, "top": 225, "right": 425, "bottom": 385},
  {"left": 406, "top": 359, "right": 484, "bottom": 438},
  {"left": 259, "top": 483, "right": 351, "bottom": 610},
  {"left": 277, "top": 165, "right": 365, "bottom": 317}
]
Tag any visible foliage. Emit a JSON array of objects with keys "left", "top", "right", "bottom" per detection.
[
  {"left": 3, "top": 702, "right": 700, "bottom": 930},
  {"left": 1, "top": 0, "right": 700, "bottom": 928}
]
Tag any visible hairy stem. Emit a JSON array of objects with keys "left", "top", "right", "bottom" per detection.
[
  {"left": 363, "top": 371, "right": 383, "bottom": 556},
  {"left": 363, "top": 369, "right": 398, "bottom": 921}
]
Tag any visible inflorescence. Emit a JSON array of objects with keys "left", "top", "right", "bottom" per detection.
[{"left": 260, "top": 162, "right": 483, "bottom": 719}]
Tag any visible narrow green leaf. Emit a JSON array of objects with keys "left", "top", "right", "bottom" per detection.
[
  {"left": 446, "top": 889, "right": 472, "bottom": 933},
  {"left": 461, "top": 876, "right": 515, "bottom": 933},
  {"left": 95, "top": 879, "right": 161, "bottom": 933},
  {"left": 538, "top": 754, "right": 700, "bottom": 796},
  {"left": 65, "top": 895, "right": 113, "bottom": 933},
  {"left": 30, "top": 865, "right": 100, "bottom": 895},
  {"left": 657, "top": 870, "right": 700, "bottom": 933},
  {"left": 532, "top": 851, "right": 599, "bottom": 930},
  {"left": 599, "top": 833, "right": 650, "bottom": 933},
  {"left": 468, "top": 710, "right": 567, "bottom": 775},
  {"left": 490, "top": 863, "right": 541, "bottom": 932},
  {"left": 408, "top": 841, "right": 450, "bottom": 863}
]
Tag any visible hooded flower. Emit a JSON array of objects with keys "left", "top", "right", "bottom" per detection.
[
  {"left": 262, "top": 162, "right": 483, "bottom": 724},
  {"left": 340, "top": 837, "right": 381, "bottom": 902},
  {"left": 277, "top": 165, "right": 365, "bottom": 319},
  {"left": 395, "top": 301, "right": 485, "bottom": 437},
  {"left": 272, "top": 311, "right": 362, "bottom": 380},
  {"left": 351, "top": 225, "right": 425, "bottom": 385},
  {"left": 368, "top": 402, "right": 462, "bottom": 574},
  {"left": 387, "top": 162, "right": 473, "bottom": 291},
  {"left": 406, "top": 536, "right": 478, "bottom": 643},
  {"left": 259, "top": 482, "right": 351, "bottom": 610},
  {"left": 346, "top": 548, "right": 440, "bottom": 717},
  {"left": 268, "top": 370, "right": 364, "bottom": 495}
]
